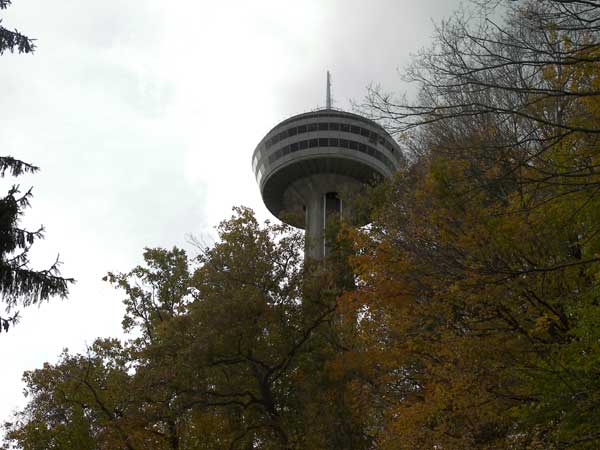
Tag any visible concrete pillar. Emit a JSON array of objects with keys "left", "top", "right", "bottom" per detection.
[
  {"left": 304, "top": 190, "right": 324, "bottom": 260},
  {"left": 305, "top": 191, "right": 343, "bottom": 260}
]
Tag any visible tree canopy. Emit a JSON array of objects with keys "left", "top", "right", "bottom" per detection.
[
  {"left": 3, "top": 208, "right": 372, "bottom": 450},
  {"left": 349, "top": 0, "right": 600, "bottom": 447}
]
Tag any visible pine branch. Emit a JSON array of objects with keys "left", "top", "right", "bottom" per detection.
[
  {"left": 0, "top": 25, "right": 34, "bottom": 54},
  {"left": 1, "top": 1, "right": 35, "bottom": 54},
  {"left": 0, "top": 311, "right": 18, "bottom": 333},
  {"left": 0, "top": 256, "right": 74, "bottom": 309},
  {"left": 0, "top": 157, "right": 39, "bottom": 177}
]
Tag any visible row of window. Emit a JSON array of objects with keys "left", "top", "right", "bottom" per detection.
[
  {"left": 277, "top": 111, "right": 385, "bottom": 131},
  {"left": 263, "top": 138, "right": 396, "bottom": 172},
  {"left": 264, "top": 122, "right": 396, "bottom": 154}
]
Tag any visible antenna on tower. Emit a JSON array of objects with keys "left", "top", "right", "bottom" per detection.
[{"left": 326, "top": 71, "right": 332, "bottom": 109}]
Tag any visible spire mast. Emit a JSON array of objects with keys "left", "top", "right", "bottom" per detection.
[{"left": 326, "top": 71, "right": 332, "bottom": 109}]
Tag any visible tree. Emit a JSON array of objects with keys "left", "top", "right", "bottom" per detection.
[
  {"left": 364, "top": 0, "right": 600, "bottom": 191},
  {"left": 3, "top": 208, "right": 370, "bottom": 450},
  {"left": 346, "top": 0, "right": 600, "bottom": 448},
  {"left": 0, "top": 2, "right": 73, "bottom": 332}
]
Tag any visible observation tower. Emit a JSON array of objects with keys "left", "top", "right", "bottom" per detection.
[{"left": 252, "top": 73, "right": 402, "bottom": 259}]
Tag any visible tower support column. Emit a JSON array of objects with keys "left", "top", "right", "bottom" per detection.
[
  {"left": 304, "top": 190, "right": 325, "bottom": 260},
  {"left": 305, "top": 191, "right": 343, "bottom": 260}
]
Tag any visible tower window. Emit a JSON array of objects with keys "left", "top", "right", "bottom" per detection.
[{"left": 324, "top": 192, "right": 341, "bottom": 218}]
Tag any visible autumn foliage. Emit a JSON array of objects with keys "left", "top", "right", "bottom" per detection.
[{"left": 346, "top": 0, "right": 600, "bottom": 448}]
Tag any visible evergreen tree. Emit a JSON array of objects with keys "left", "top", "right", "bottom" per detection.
[{"left": 0, "top": 2, "right": 73, "bottom": 332}]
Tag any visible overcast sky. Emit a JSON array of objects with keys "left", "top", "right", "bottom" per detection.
[{"left": 0, "top": 0, "right": 461, "bottom": 424}]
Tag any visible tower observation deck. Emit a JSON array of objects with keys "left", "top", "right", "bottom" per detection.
[{"left": 252, "top": 79, "right": 402, "bottom": 259}]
